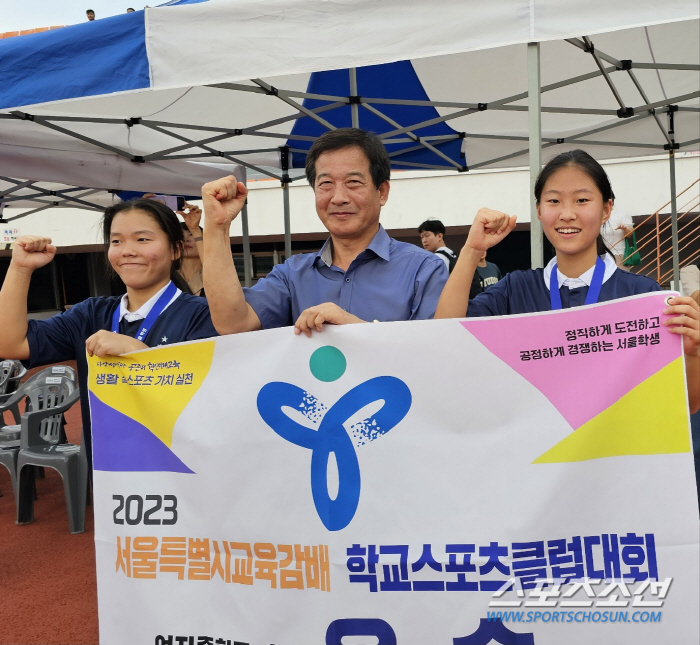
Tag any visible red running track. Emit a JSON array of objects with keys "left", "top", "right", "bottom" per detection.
[{"left": 0, "top": 362, "right": 98, "bottom": 645}]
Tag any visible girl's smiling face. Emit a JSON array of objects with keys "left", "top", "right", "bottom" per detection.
[
  {"left": 537, "top": 164, "right": 612, "bottom": 261},
  {"left": 107, "top": 209, "right": 177, "bottom": 291}
]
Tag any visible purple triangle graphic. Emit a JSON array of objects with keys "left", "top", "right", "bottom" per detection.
[
  {"left": 460, "top": 294, "right": 679, "bottom": 430},
  {"left": 89, "top": 392, "right": 194, "bottom": 473}
]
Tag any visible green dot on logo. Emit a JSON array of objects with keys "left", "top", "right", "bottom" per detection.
[{"left": 309, "top": 346, "right": 347, "bottom": 382}]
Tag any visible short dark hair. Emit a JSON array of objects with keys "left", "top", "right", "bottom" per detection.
[
  {"left": 102, "top": 199, "right": 191, "bottom": 293},
  {"left": 417, "top": 219, "right": 445, "bottom": 235},
  {"left": 305, "top": 128, "right": 391, "bottom": 190},
  {"left": 86, "top": 9, "right": 94, "bottom": 13},
  {"left": 534, "top": 149, "right": 615, "bottom": 257}
]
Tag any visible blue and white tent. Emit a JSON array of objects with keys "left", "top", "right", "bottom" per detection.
[{"left": 0, "top": 0, "right": 698, "bottom": 274}]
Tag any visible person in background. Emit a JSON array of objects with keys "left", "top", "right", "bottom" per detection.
[
  {"left": 681, "top": 261, "right": 700, "bottom": 512},
  {"left": 681, "top": 263, "right": 700, "bottom": 305},
  {"left": 419, "top": 219, "right": 482, "bottom": 298},
  {"left": 418, "top": 219, "right": 456, "bottom": 270},
  {"left": 476, "top": 250, "right": 502, "bottom": 290},
  {"left": 141, "top": 194, "right": 205, "bottom": 297},
  {"left": 601, "top": 204, "right": 634, "bottom": 269},
  {"left": 178, "top": 203, "right": 205, "bottom": 297},
  {"left": 435, "top": 149, "right": 699, "bottom": 414},
  {"left": 86, "top": 9, "right": 95, "bottom": 20},
  {"left": 202, "top": 128, "right": 448, "bottom": 337},
  {"left": 126, "top": 7, "right": 135, "bottom": 12}
]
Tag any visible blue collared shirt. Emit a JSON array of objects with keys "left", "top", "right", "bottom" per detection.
[{"left": 244, "top": 226, "right": 448, "bottom": 329}]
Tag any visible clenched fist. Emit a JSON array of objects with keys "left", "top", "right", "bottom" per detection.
[
  {"left": 201, "top": 176, "right": 248, "bottom": 230},
  {"left": 11, "top": 235, "right": 56, "bottom": 273}
]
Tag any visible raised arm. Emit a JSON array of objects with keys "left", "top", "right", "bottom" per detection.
[
  {"left": 435, "top": 209, "right": 516, "bottom": 319},
  {"left": 0, "top": 236, "right": 56, "bottom": 359},
  {"left": 201, "top": 176, "right": 261, "bottom": 334},
  {"left": 178, "top": 202, "right": 204, "bottom": 259}
]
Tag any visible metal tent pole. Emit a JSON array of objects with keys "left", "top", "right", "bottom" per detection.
[
  {"left": 281, "top": 146, "right": 292, "bottom": 261},
  {"left": 667, "top": 107, "right": 680, "bottom": 289},
  {"left": 283, "top": 183, "right": 292, "bottom": 261},
  {"left": 241, "top": 201, "right": 252, "bottom": 288},
  {"left": 528, "top": 42, "right": 544, "bottom": 269},
  {"left": 350, "top": 68, "right": 359, "bottom": 128}
]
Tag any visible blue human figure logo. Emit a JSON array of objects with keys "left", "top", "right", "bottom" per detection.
[{"left": 257, "top": 346, "right": 412, "bottom": 531}]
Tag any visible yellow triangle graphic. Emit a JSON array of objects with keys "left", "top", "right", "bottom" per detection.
[
  {"left": 534, "top": 358, "right": 690, "bottom": 463},
  {"left": 89, "top": 340, "right": 215, "bottom": 447}
]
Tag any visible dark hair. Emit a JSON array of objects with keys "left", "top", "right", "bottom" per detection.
[
  {"left": 534, "top": 149, "right": 615, "bottom": 257},
  {"left": 305, "top": 128, "right": 391, "bottom": 190},
  {"left": 86, "top": 8, "right": 94, "bottom": 12},
  {"left": 180, "top": 221, "right": 203, "bottom": 233},
  {"left": 417, "top": 219, "right": 446, "bottom": 235},
  {"left": 102, "top": 199, "right": 191, "bottom": 294}
]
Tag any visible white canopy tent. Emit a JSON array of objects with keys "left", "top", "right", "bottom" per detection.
[{"left": 1, "top": 0, "right": 698, "bottom": 284}]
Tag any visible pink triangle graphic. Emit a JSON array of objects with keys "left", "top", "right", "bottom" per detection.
[{"left": 460, "top": 293, "right": 681, "bottom": 429}]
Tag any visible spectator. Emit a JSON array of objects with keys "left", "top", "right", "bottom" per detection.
[
  {"left": 86, "top": 9, "right": 95, "bottom": 20},
  {"left": 681, "top": 261, "right": 700, "bottom": 513},
  {"left": 178, "top": 203, "right": 204, "bottom": 297},
  {"left": 600, "top": 204, "right": 634, "bottom": 268},
  {"left": 0, "top": 199, "right": 217, "bottom": 467},
  {"left": 476, "top": 250, "right": 502, "bottom": 290},
  {"left": 418, "top": 219, "right": 456, "bottom": 271},
  {"left": 126, "top": 7, "right": 136, "bottom": 12},
  {"left": 202, "top": 128, "right": 448, "bottom": 336},
  {"left": 681, "top": 263, "right": 700, "bottom": 304},
  {"left": 435, "top": 149, "right": 699, "bottom": 414}
]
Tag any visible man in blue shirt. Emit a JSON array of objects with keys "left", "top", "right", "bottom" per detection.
[{"left": 201, "top": 128, "right": 448, "bottom": 335}]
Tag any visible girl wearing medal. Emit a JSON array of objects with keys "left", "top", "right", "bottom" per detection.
[
  {"left": 0, "top": 199, "right": 218, "bottom": 463},
  {"left": 435, "top": 149, "right": 699, "bottom": 413}
]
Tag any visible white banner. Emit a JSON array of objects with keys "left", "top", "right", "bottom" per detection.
[{"left": 89, "top": 292, "right": 699, "bottom": 645}]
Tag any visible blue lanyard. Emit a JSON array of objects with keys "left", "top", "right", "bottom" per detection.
[
  {"left": 111, "top": 281, "right": 178, "bottom": 342},
  {"left": 549, "top": 257, "right": 605, "bottom": 310}
]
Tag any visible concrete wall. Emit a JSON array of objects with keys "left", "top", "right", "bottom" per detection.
[{"left": 2, "top": 152, "right": 698, "bottom": 248}]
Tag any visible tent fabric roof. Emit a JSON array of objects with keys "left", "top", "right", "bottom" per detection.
[
  {"left": 2, "top": 0, "right": 696, "bottom": 110},
  {"left": 0, "top": 0, "right": 698, "bottom": 202}
]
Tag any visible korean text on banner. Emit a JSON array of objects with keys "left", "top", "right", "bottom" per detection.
[{"left": 88, "top": 292, "right": 699, "bottom": 645}]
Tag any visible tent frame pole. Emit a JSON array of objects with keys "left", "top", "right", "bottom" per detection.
[
  {"left": 362, "top": 103, "right": 465, "bottom": 170},
  {"left": 281, "top": 146, "right": 292, "bottom": 261},
  {"left": 528, "top": 42, "right": 543, "bottom": 270},
  {"left": 350, "top": 68, "right": 359, "bottom": 128},
  {"left": 241, "top": 200, "right": 253, "bottom": 288},
  {"left": 667, "top": 108, "right": 680, "bottom": 289}
]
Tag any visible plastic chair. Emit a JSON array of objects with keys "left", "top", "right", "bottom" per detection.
[
  {"left": 6, "top": 361, "right": 27, "bottom": 394},
  {"left": 0, "top": 364, "right": 78, "bottom": 439},
  {"left": 0, "top": 361, "right": 13, "bottom": 396},
  {"left": 0, "top": 442, "right": 19, "bottom": 503},
  {"left": 35, "top": 364, "right": 76, "bottom": 383},
  {"left": 15, "top": 375, "right": 86, "bottom": 534},
  {"left": 0, "top": 387, "right": 23, "bottom": 444},
  {"left": 0, "top": 364, "right": 77, "bottom": 500},
  {"left": 0, "top": 361, "right": 20, "bottom": 499}
]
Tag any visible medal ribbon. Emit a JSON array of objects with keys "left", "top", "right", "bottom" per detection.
[
  {"left": 111, "top": 281, "right": 178, "bottom": 342},
  {"left": 549, "top": 257, "right": 605, "bottom": 310}
]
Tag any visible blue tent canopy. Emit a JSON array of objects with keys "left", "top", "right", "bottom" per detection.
[{"left": 287, "top": 61, "right": 466, "bottom": 172}]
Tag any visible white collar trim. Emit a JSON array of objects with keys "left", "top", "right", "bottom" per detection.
[
  {"left": 118, "top": 282, "right": 181, "bottom": 323},
  {"left": 543, "top": 254, "right": 617, "bottom": 290}
]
